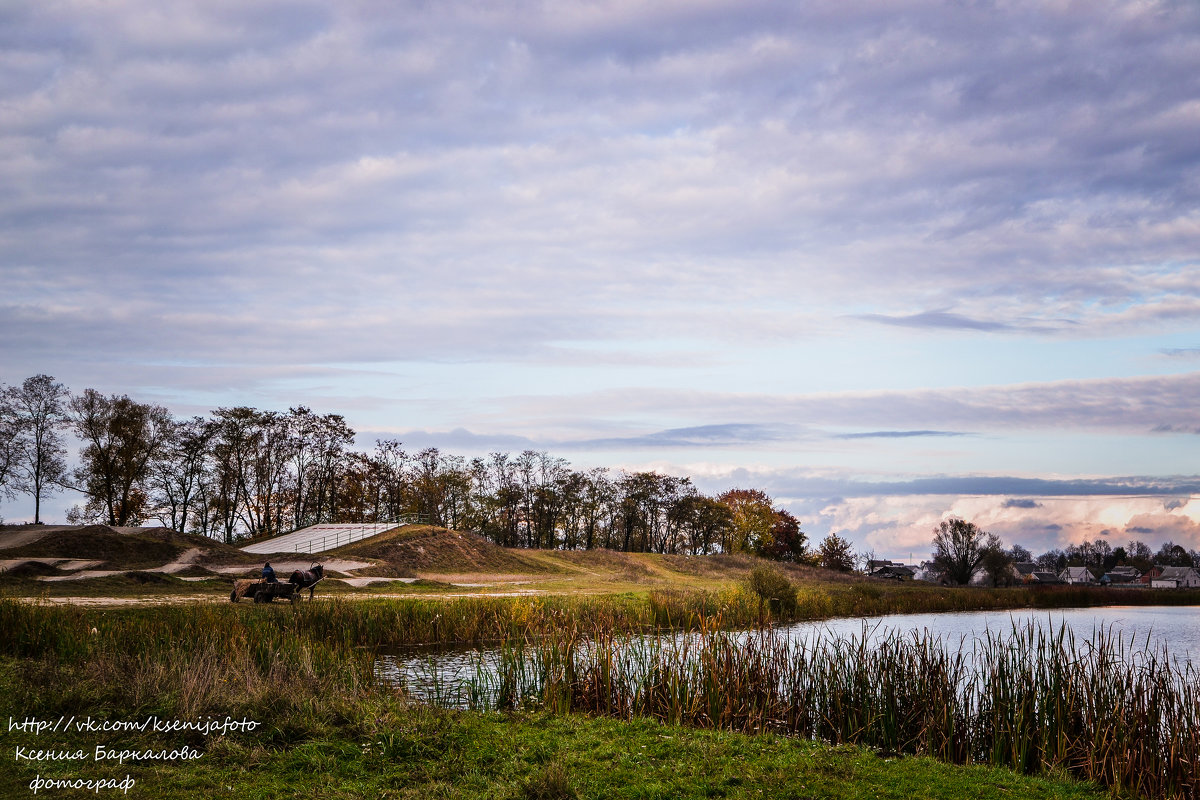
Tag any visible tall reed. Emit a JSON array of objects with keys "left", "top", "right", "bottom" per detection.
[{"left": 469, "top": 622, "right": 1200, "bottom": 800}]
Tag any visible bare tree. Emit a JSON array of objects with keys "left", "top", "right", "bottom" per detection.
[
  {"left": 932, "top": 518, "right": 987, "bottom": 586},
  {"left": 0, "top": 388, "right": 22, "bottom": 503},
  {"left": 5, "top": 375, "right": 69, "bottom": 523},
  {"left": 149, "top": 416, "right": 212, "bottom": 533},
  {"left": 70, "top": 389, "right": 172, "bottom": 526}
]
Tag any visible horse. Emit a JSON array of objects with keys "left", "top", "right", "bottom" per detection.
[{"left": 288, "top": 563, "right": 324, "bottom": 600}]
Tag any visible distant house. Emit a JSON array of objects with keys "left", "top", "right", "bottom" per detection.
[
  {"left": 912, "top": 561, "right": 944, "bottom": 583},
  {"left": 870, "top": 564, "right": 915, "bottom": 581},
  {"left": 1100, "top": 571, "right": 1140, "bottom": 586},
  {"left": 1151, "top": 566, "right": 1200, "bottom": 589},
  {"left": 968, "top": 568, "right": 993, "bottom": 587},
  {"left": 1029, "top": 571, "right": 1062, "bottom": 584},
  {"left": 1059, "top": 566, "right": 1096, "bottom": 585},
  {"left": 1012, "top": 562, "right": 1039, "bottom": 583},
  {"left": 1137, "top": 566, "right": 1164, "bottom": 585},
  {"left": 1110, "top": 565, "right": 1142, "bottom": 579}
]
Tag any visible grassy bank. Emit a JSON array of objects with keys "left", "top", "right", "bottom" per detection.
[
  {"left": 1, "top": 699, "right": 1112, "bottom": 800},
  {"left": 1, "top": 586, "right": 1195, "bottom": 798}
]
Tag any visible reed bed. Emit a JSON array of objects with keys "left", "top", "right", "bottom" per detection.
[{"left": 462, "top": 621, "right": 1200, "bottom": 799}]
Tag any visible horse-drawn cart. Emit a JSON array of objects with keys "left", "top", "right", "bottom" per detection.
[
  {"left": 230, "top": 564, "right": 324, "bottom": 604},
  {"left": 229, "top": 579, "right": 300, "bottom": 604}
]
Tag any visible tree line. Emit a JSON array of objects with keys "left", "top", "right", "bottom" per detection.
[
  {"left": 9, "top": 374, "right": 1189, "bottom": 576},
  {"left": 0, "top": 374, "right": 866, "bottom": 565}
]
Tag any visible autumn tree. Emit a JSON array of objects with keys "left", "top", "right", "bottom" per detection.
[
  {"left": 578, "top": 467, "right": 613, "bottom": 551},
  {"left": 616, "top": 471, "right": 684, "bottom": 553},
  {"left": 717, "top": 488, "right": 777, "bottom": 554},
  {"left": 817, "top": 533, "right": 855, "bottom": 572},
  {"left": 759, "top": 509, "right": 808, "bottom": 562},
  {"left": 932, "top": 517, "right": 987, "bottom": 586},
  {"left": 671, "top": 493, "right": 733, "bottom": 555},
  {"left": 4, "top": 375, "right": 69, "bottom": 523}
]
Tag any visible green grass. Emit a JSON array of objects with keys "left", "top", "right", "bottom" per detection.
[{"left": 0, "top": 702, "right": 1113, "bottom": 800}]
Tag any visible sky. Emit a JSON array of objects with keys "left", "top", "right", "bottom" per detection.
[{"left": 3, "top": 0, "right": 1200, "bottom": 559}]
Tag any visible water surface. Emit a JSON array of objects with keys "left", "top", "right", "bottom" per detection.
[{"left": 379, "top": 604, "right": 1200, "bottom": 707}]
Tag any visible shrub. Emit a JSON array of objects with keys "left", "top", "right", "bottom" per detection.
[{"left": 745, "top": 565, "right": 798, "bottom": 616}]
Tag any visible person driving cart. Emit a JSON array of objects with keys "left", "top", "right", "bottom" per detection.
[{"left": 262, "top": 562, "right": 277, "bottom": 583}]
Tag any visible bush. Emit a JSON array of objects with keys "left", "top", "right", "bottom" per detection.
[{"left": 745, "top": 565, "right": 798, "bottom": 616}]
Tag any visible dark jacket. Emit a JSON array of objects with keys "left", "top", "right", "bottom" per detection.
[{"left": 262, "top": 564, "right": 277, "bottom": 583}]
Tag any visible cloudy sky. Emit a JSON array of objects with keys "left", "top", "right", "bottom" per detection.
[{"left": 3, "top": 0, "right": 1200, "bottom": 558}]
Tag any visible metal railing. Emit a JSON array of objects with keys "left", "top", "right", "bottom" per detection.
[{"left": 293, "top": 514, "right": 429, "bottom": 554}]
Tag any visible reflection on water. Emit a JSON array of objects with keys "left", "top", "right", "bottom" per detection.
[
  {"left": 377, "top": 605, "right": 1200, "bottom": 708},
  {"left": 779, "top": 604, "right": 1200, "bottom": 656}
]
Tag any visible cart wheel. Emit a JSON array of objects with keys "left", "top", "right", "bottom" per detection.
[
  {"left": 253, "top": 590, "right": 265, "bottom": 603},
  {"left": 229, "top": 589, "right": 239, "bottom": 603}
]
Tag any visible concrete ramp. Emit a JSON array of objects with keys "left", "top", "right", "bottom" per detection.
[{"left": 240, "top": 523, "right": 402, "bottom": 555}]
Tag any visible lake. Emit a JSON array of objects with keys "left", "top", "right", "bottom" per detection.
[{"left": 378, "top": 604, "right": 1200, "bottom": 708}]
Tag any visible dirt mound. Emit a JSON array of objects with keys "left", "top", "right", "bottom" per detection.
[
  {"left": 0, "top": 560, "right": 65, "bottom": 579},
  {"left": 543, "top": 549, "right": 663, "bottom": 582},
  {"left": 333, "top": 526, "right": 557, "bottom": 575},
  {"left": 658, "top": 553, "right": 758, "bottom": 577},
  {"left": 170, "top": 564, "right": 216, "bottom": 578},
  {"left": 2, "top": 525, "right": 246, "bottom": 570},
  {"left": 350, "top": 563, "right": 417, "bottom": 579},
  {"left": 124, "top": 570, "right": 175, "bottom": 585},
  {"left": 127, "top": 528, "right": 248, "bottom": 564}
]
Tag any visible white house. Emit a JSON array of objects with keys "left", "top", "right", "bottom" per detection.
[
  {"left": 1059, "top": 566, "right": 1096, "bottom": 585},
  {"left": 1151, "top": 566, "right": 1200, "bottom": 589}
]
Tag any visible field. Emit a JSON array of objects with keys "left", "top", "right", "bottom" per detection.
[{"left": 2, "top": 524, "right": 1196, "bottom": 798}]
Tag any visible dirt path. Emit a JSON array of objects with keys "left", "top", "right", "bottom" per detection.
[
  {"left": 341, "top": 577, "right": 419, "bottom": 587},
  {"left": 158, "top": 547, "right": 204, "bottom": 574},
  {"left": 41, "top": 570, "right": 126, "bottom": 581},
  {"left": 11, "top": 588, "right": 547, "bottom": 606},
  {"left": 13, "top": 594, "right": 229, "bottom": 606}
]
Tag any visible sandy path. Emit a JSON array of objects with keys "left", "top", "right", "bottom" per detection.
[
  {"left": 41, "top": 570, "right": 126, "bottom": 581},
  {"left": 0, "top": 527, "right": 77, "bottom": 550},
  {"left": 341, "top": 577, "right": 419, "bottom": 587},
  {"left": 158, "top": 547, "right": 203, "bottom": 574}
]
